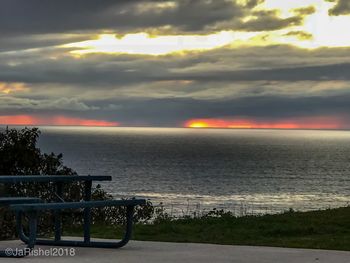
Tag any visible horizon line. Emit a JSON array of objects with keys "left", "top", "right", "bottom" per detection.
[{"left": 0, "top": 124, "right": 349, "bottom": 132}]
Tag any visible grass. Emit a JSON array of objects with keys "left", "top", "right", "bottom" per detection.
[{"left": 65, "top": 207, "right": 350, "bottom": 251}]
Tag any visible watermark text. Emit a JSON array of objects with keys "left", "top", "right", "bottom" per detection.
[{"left": 5, "top": 247, "right": 76, "bottom": 257}]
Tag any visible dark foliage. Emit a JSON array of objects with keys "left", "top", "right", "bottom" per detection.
[{"left": 0, "top": 127, "right": 76, "bottom": 176}]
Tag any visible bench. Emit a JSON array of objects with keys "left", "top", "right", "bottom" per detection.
[
  {"left": 0, "top": 175, "right": 147, "bottom": 257},
  {"left": 11, "top": 199, "right": 146, "bottom": 249}
]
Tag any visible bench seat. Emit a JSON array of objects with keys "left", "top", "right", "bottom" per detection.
[
  {"left": 0, "top": 197, "right": 42, "bottom": 206},
  {"left": 10, "top": 199, "right": 146, "bottom": 211}
]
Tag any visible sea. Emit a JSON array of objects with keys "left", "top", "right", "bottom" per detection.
[{"left": 10, "top": 126, "right": 350, "bottom": 216}]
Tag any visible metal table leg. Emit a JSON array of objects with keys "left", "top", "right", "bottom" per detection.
[{"left": 83, "top": 180, "right": 92, "bottom": 243}]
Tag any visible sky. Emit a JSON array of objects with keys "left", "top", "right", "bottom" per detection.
[{"left": 1, "top": 0, "right": 350, "bottom": 129}]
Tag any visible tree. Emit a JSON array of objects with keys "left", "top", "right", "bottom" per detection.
[
  {"left": 0, "top": 127, "right": 78, "bottom": 200},
  {"left": 0, "top": 127, "right": 76, "bottom": 176}
]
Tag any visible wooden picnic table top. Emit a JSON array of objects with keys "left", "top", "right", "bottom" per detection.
[{"left": 0, "top": 175, "right": 112, "bottom": 184}]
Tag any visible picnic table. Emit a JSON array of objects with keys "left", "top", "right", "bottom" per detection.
[{"left": 0, "top": 175, "right": 146, "bottom": 257}]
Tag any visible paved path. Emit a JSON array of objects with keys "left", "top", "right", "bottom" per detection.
[{"left": 1, "top": 239, "right": 350, "bottom": 262}]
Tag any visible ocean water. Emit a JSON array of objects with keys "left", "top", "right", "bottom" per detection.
[{"left": 29, "top": 127, "right": 350, "bottom": 215}]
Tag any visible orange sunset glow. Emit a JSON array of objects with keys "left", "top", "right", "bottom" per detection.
[
  {"left": 0, "top": 115, "right": 119, "bottom": 127},
  {"left": 185, "top": 117, "right": 347, "bottom": 130}
]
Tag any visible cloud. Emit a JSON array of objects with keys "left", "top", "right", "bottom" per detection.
[
  {"left": 74, "top": 93, "right": 350, "bottom": 127},
  {"left": 2, "top": 44, "right": 350, "bottom": 87},
  {"left": 0, "top": 82, "right": 27, "bottom": 94},
  {"left": 0, "top": 34, "right": 89, "bottom": 53},
  {"left": 0, "top": 0, "right": 244, "bottom": 34},
  {"left": 0, "top": 0, "right": 129, "bottom": 35},
  {"left": 237, "top": 10, "right": 303, "bottom": 31},
  {"left": 0, "top": 0, "right": 307, "bottom": 37},
  {"left": 292, "top": 6, "right": 317, "bottom": 16},
  {"left": 2, "top": 83, "right": 350, "bottom": 127},
  {"left": 284, "top": 31, "right": 313, "bottom": 40},
  {"left": 47, "top": 98, "right": 99, "bottom": 111},
  {"left": 328, "top": 0, "right": 350, "bottom": 15},
  {"left": 0, "top": 96, "right": 97, "bottom": 111},
  {"left": 0, "top": 114, "right": 118, "bottom": 126},
  {"left": 154, "top": 63, "right": 350, "bottom": 82}
]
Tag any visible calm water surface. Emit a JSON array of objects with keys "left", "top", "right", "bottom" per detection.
[{"left": 27, "top": 127, "right": 350, "bottom": 215}]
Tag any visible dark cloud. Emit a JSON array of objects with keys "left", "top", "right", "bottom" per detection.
[
  {"left": 0, "top": 96, "right": 96, "bottom": 111},
  {"left": 1, "top": 45, "right": 350, "bottom": 87},
  {"left": 284, "top": 31, "right": 313, "bottom": 40},
  {"left": 1, "top": 59, "right": 350, "bottom": 85},
  {"left": 128, "top": 94, "right": 350, "bottom": 122},
  {"left": 328, "top": 0, "right": 350, "bottom": 15},
  {"left": 144, "top": 63, "right": 350, "bottom": 83},
  {"left": 0, "top": 0, "right": 307, "bottom": 36},
  {"left": 0, "top": 34, "right": 89, "bottom": 52},
  {"left": 0, "top": 0, "right": 242, "bottom": 34},
  {"left": 245, "top": 0, "right": 264, "bottom": 9},
  {"left": 0, "top": 0, "right": 130, "bottom": 34},
  {"left": 292, "top": 6, "right": 316, "bottom": 16},
  {"left": 237, "top": 10, "right": 303, "bottom": 31},
  {"left": 158, "top": 0, "right": 245, "bottom": 31}
]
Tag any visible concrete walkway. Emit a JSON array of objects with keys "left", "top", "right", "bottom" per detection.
[{"left": 1, "top": 239, "right": 350, "bottom": 263}]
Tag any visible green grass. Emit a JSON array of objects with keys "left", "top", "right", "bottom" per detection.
[{"left": 65, "top": 207, "right": 350, "bottom": 251}]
